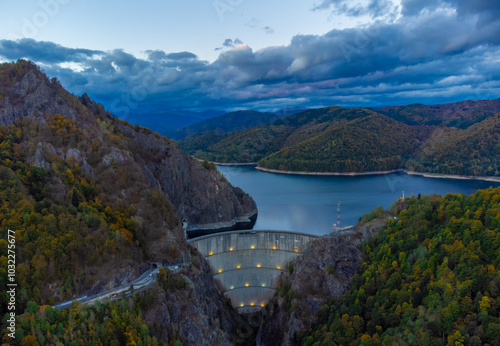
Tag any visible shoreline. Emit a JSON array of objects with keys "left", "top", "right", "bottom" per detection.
[
  {"left": 405, "top": 171, "right": 500, "bottom": 183},
  {"left": 199, "top": 155, "right": 500, "bottom": 183},
  {"left": 210, "top": 162, "right": 258, "bottom": 166},
  {"left": 254, "top": 166, "right": 405, "bottom": 177},
  {"left": 196, "top": 158, "right": 258, "bottom": 166},
  {"left": 227, "top": 165, "right": 500, "bottom": 183}
]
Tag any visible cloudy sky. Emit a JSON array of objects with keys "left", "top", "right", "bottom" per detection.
[{"left": 1, "top": 0, "right": 500, "bottom": 118}]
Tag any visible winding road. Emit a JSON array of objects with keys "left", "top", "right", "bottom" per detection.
[{"left": 51, "top": 263, "right": 185, "bottom": 311}]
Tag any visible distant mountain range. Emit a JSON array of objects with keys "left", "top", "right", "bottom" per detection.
[
  {"left": 374, "top": 99, "right": 500, "bottom": 128},
  {"left": 124, "top": 109, "right": 226, "bottom": 134},
  {"left": 178, "top": 99, "right": 500, "bottom": 176},
  {"left": 3, "top": 60, "right": 500, "bottom": 345},
  {"left": 124, "top": 107, "right": 309, "bottom": 137},
  {"left": 168, "top": 110, "right": 284, "bottom": 140}
]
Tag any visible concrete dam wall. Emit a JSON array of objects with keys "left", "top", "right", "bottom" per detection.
[{"left": 189, "top": 230, "right": 318, "bottom": 313}]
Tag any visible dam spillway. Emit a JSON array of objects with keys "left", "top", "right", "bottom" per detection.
[{"left": 188, "top": 230, "right": 318, "bottom": 313}]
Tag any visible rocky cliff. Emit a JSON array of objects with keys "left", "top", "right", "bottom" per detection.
[
  {"left": 259, "top": 217, "right": 389, "bottom": 345},
  {"left": 0, "top": 60, "right": 256, "bottom": 344},
  {"left": 0, "top": 60, "right": 256, "bottom": 235},
  {"left": 145, "top": 253, "right": 244, "bottom": 345}
]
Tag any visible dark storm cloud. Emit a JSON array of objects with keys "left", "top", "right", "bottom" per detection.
[
  {"left": 0, "top": 38, "right": 103, "bottom": 63},
  {"left": 221, "top": 38, "right": 243, "bottom": 48},
  {"left": 223, "top": 39, "right": 235, "bottom": 48},
  {"left": 165, "top": 52, "right": 198, "bottom": 60},
  {"left": 215, "top": 39, "right": 244, "bottom": 52},
  {"left": 402, "top": 0, "right": 500, "bottom": 25},
  {"left": 1, "top": 0, "right": 499, "bottom": 114},
  {"left": 400, "top": 0, "right": 443, "bottom": 16},
  {"left": 146, "top": 50, "right": 167, "bottom": 61}
]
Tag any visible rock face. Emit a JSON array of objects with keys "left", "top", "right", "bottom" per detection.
[
  {"left": 0, "top": 60, "right": 258, "bottom": 344},
  {"left": 259, "top": 218, "right": 387, "bottom": 345},
  {"left": 0, "top": 65, "right": 79, "bottom": 126},
  {"left": 115, "top": 121, "right": 257, "bottom": 227},
  {"left": 0, "top": 60, "right": 257, "bottom": 233},
  {"left": 145, "top": 257, "right": 244, "bottom": 345}
]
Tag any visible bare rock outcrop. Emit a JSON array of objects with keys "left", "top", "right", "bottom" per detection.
[
  {"left": 114, "top": 121, "right": 258, "bottom": 228},
  {"left": 260, "top": 218, "right": 388, "bottom": 345},
  {"left": 0, "top": 67, "right": 78, "bottom": 126},
  {"left": 145, "top": 257, "right": 245, "bottom": 345},
  {"left": 0, "top": 60, "right": 259, "bottom": 344}
]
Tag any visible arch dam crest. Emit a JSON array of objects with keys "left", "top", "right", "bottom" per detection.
[{"left": 188, "top": 230, "right": 318, "bottom": 313}]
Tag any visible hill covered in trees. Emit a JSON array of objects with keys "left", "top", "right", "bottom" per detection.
[
  {"left": 302, "top": 187, "right": 500, "bottom": 345},
  {"left": 261, "top": 187, "right": 500, "bottom": 345},
  {"left": 407, "top": 114, "right": 500, "bottom": 176},
  {"left": 375, "top": 99, "right": 500, "bottom": 128},
  {"left": 259, "top": 113, "right": 425, "bottom": 172},
  {"left": 179, "top": 100, "right": 500, "bottom": 176},
  {"left": 0, "top": 60, "right": 254, "bottom": 344},
  {"left": 179, "top": 107, "right": 403, "bottom": 164}
]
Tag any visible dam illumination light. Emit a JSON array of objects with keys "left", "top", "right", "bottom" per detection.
[
  {"left": 236, "top": 264, "right": 241, "bottom": 269},
  {"left": 262, "top": 283, "right": 265, "bottom": 287},
  {"left": 218, "top": 269, "right": 222, "bottom": 273},
  {"left": 209, "top": 252, "right": 213, "bottom": 256},
  {"left": 251, "top": 245, "right": 255, "bottom": 249},
  {"left": 230, "top": 286, "right": 234, "bottom": 290},
  {"left": 250, "top": 302, "right": 254, "bottom": 306},
  {"left": 294, "top": 248, "right": 299, "bottom": 253},
  {"left": 277, "top": 265, "right": 281, "bottom": 270},
  {"left": 257, "top": 264, "right": 261, "bottom": 268},
  {"left": 261, "top": 303, "right": 265, "bottom": 307},
  {"left": 273, "top": 246, "right": 277, "bottom": 250},
  {"left": 240, "top": 303, "right": 244, "bottom": 307},
  {"left": 245, "top": 283, "right": 249, "bottom": 287},
  {"left": 229, "top": 247, "right": 233, "bottom": 251}
]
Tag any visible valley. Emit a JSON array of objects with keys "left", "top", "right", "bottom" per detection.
[{"left": 1, "top": 60, "right": 499, "bottom": 346}]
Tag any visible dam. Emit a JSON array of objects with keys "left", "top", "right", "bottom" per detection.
[{"left": 188, "top": 230, "right": 318, "bottom": 313}]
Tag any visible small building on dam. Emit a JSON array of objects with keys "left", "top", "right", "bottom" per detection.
[{"left": 188, "top": 230, "right": 318, "bottom": 313}]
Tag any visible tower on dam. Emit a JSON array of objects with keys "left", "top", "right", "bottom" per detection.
[{"left": 189, "top": 230, "right": 317, "bottom": 313}]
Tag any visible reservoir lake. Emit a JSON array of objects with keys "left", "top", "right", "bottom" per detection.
[{"left": 217, "top": 165, "right": 500, "bottom": 236}]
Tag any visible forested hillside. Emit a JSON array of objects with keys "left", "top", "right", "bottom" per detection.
[
  {"left": 407, "top": 114, "right": 500, "bottom": 176},
  {"left": 179, "top": 100, "right": 500, "bottom": 177},
  {"left": 376, "top": 99, "right": 500, "bottom": 128},
  {"left": 184, "top": 123, "right": 296, "bottom": 163},
  {"left": 0, "top": 60, "right": 253, "bottom": 345},
  {"left": 180, "top": 107, "right": 405, "bottom": 165},
  {"left": 259, "top": 114, "right": 424, "bottom": 172},
  {"left": 301, "top": 188, "right": 500, "bottom": 345}
]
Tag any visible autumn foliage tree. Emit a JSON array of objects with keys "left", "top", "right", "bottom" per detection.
[{"left": 302, "top": 188, "right": 500, "bottom": 345}]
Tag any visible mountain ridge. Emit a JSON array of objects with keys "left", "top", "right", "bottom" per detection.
[
  {"left": 179, "top": 99, "right": 500, "bottom": 177},
  {"left": 0, "top": 60, "right": 255, "bottom": 344}
]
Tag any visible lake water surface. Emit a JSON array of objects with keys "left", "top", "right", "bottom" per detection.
[{"left": 217, "top": 165, "right": 500, "bottom": 236}]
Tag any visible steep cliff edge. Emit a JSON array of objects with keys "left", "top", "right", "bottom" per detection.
[
  {"left": 144, "top": 252, "right": 245, "bottom": 345},
  {"left": 0, "top": 60, "right": 255, "bottom": 344},
  {"left": 259, "top": 217, "right": 389, "bottom": 345},
  {"left": 0, "top": 60, "right": 257, "bottom": 233}
]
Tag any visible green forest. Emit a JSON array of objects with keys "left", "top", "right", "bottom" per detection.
[
  {"left": 1, "top": 266, "right": 191, "bottom": 345},
  {"left": 4, "top": 293, "right": 164, "bottom": 345},
  {"left": 0, "top": 116, "right": 151, "bottom": 315},
  {"left": 300, "top": 187, "right": 500, "bottom": 345},
  {"left": 258, "top": 114, "right": 421, "bottom": 173},
  {"left": 407, "top": 114, "right": 500, "bottom": 176},
  {"left": 179, "top": 102, "right": 500, "bottom": 177}
]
